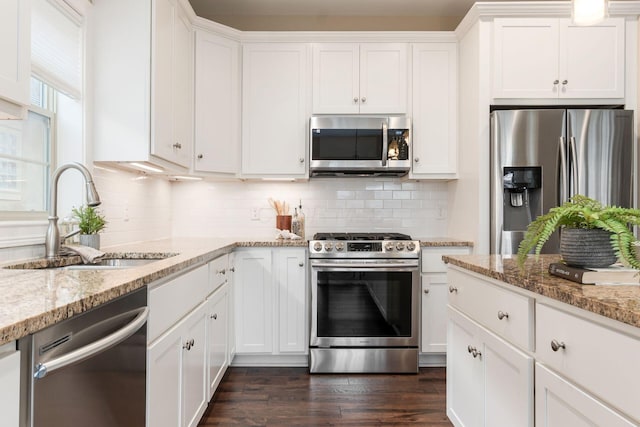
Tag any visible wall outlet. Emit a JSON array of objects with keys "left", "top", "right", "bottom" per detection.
[{"left": 250, "top": 207, "right": 260, "bottom": 221}]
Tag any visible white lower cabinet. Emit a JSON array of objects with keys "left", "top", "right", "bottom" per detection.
[
  {"left": 535, "top": 363, "right": 636, "bottom": 427},
  {"left": 233, "top": 248, "right": 308, "bottom": 364},
  {"left": 147, "top": 301, "right": 207, "bottom": 427},
  {"left": 447, "top": 307, "right": 534, "bottom": 427},
  {"left": 0, "top": 343, "right": 19, "bottom": 427},
  {"left": 206, "top": 283, "right": 228, "bottom": 400}
]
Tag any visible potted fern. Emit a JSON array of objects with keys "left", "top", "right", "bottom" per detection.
[
  {"left": 72, "top": 205, "right": 107, "bottom": 250},
  {"left": 517, "top": 195, "right": 640, "bottom": 270}
]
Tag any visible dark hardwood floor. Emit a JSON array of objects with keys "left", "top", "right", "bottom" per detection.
[{"left": 198, "top": 367, "right": 453, "bottom": 426}]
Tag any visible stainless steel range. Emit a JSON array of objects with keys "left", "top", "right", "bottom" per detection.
[{"left": 309, "top": 232, "right": 420, "bottom": 373}]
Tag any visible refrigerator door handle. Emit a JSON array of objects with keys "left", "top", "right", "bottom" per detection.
[
  {"left": 558, "top": 136, "right": 568, "bottom": 204},
  {"left": 569, "top": 136, "right": 579, "bottom": 196}
]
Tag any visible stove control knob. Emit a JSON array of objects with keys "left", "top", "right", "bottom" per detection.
[
  {"left": 335, "top": 242, "right": 345, "bottom": 251},
  {"left": 407, "top": 242, "right": 416, "bottom": 251},
  {"left": 324, "top": 242, "right": 333, "bottom": 251},
  {"left": 385, "top": 242, "right": 395, "bottom": 251},
  {"left": 313, "top": 242, "right": 323, "bottom": 252},
  {"left": 396, "top": 242, "right": 405, "bottom": 251}
]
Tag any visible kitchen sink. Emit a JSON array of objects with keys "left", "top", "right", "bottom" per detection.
[{"left": 3, "top": 253, "right": 179, "bottom": 271}]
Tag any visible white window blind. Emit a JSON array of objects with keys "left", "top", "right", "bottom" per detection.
[{"left": 31, "top": 0, "right": 83, "bottom": 99}]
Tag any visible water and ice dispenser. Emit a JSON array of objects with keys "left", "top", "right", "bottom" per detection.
[{"left": 502, "top": 167, "right": 542, "bottom": 250}]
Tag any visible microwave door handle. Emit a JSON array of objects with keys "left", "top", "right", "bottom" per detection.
[{"left": 382, "top": 121, "right": 388, "bottom": 166}]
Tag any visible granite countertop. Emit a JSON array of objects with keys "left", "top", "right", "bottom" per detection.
[
  {"left": 417, "top": 237, "right": 473, "bottom": 247},
  {"left": 443, "top": 254, "right": 640, "bottom": 329},
  {"left": 0, "top": 237, "right": 307, "bottom": 346}
]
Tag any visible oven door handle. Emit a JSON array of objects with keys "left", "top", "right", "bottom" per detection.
[
  {"left": 311, "top": 261, "right": 418, "bottom": 269},
  {"left": 33, "top": 306, "right": 149, "bottom": 379}
]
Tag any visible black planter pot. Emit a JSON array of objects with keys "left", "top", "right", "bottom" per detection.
[{"left": 560, "top": 227, "right": 617, "bottom": 267}]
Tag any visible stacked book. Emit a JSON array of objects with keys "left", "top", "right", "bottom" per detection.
[{"left": 548, "top": 262, "right": 640, "bottom": 285}]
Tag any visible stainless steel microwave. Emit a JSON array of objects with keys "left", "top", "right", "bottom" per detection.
[{"left": 309, "top": 115, "right": 411, "bottom": 177}]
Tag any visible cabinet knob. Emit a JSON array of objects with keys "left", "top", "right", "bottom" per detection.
[
  {"left": 299, "top": 262, "right": 304, "bottom": 267},
  {"left": 414, "top": 157, "right": 420, "bottom": 163},
  {"left": 361, "top": 97, "right": 366, "bottom": 103},
  {"left": 211, "top": 313, "right": 218, "bottom": 320},
  {"left": 230, "top": 267, "right": 235, "bottom": 272},
  {"left": 353, "top": 97, "right": 359, "bottom": 103},
  {"left": 553, "top": 79, "right": 560, "bottom": 85},
  {"left": 299, "top": 157, "right": 305, "bottom": 164},
  {"left": 424, "top": 288, "right": 429, "bottom": 294},
  {"left": 551, "top": 339, "right": 566, "bottom": 352},
  {"left": 562, "top": 80, "right": 568, "bottom": 85},
  {"left": 197, "top": 154, "right": 203, "bottom": 159},
  {"left": 472, "top": 348, "right": 482, "bottom": 358},
  {"left": 467, "top": 345, "right": 474, "bottom": 353},
  {"left": 448, "top": 285, "right": 458, "bottom": 293},
  {"left": 497, "top": 310, "right": 509, "bottom": 320},
  {"left": 183, "top": 339, "right": 195, "bottom": 351},
  {"left": 173, "top": 142, "right": 182, "bottom": 149}
]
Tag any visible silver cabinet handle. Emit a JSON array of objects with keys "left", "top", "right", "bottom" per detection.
[
  {"left": 414, "top": 157, "right": 420, "bottom": 163},
  {"left": 216, "top": 269, "right": 226, "bottom": 275},
  {"left": 183, "top": 338, "right": 195, "bottom": 351},
  {"left": 562, "top": 80, "right": 568, "bottom": 85},
  {"left": 197, "top": 154, "right": 203, "bottom": 159},
  {"left": 34, "top": 307, "right": 149, "bottom": 379},
  {"left": 467, "top": 345, "right": 474, "bottom": 353},
  {"left": 553, "top": 79, "right": 559, "bottom": 84},
  {"left": 299, "top": 157, "right": 305, "bottom": 164},
  {"left": 472, "top": 348, "right": 482, "bottom": 358},
  {"left": 172, "top": 142, "right": 182, "bottom": 149},
  {"left": 229, "top": 267, "right": 235, "bottom": 272},
  {"left": 551, "top": 339, "right": 566, "bottom": 352},
  {"left": 211, "top": 313, "right": 218, "bottom": 320},
  {"left": 361, "top": 97, "right": 366, "bottom": 103},
  {"left": 424, "top": 288, "right": 429, "bottom": 294},
  {"left": 298, "top": 262, "right": 304, "bottom": 267},
  {"left": 448, "top": 286, "right": 458, "bottom": 293},
  {"left": 353, "top": 97, "right": 359, "bottom": 103},
  {"left": 497, "top": 311, "right": 509, "bottom": 320}
]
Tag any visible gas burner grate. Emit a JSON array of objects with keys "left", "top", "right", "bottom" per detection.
[{"left": 313, "top": 232, "right": 413, "bottom": 241}]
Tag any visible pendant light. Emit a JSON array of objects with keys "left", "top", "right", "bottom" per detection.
[{"left": 572, "top": 0, "right": 609, "bottom": 25}]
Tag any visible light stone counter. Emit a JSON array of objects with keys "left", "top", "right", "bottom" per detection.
[
  {"left": 0, "top": 237, "right": 307, "bottom": 345},
  {"left": 443, "top": 254, "right": 640, "bottom": 329}
]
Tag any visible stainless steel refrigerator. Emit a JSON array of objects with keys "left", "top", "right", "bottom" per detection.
[{"left": 490, "top": 108, "right": 634, "bottom": 256}]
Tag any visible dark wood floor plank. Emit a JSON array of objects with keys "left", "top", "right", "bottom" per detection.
[{"left": 198, "top": 367, "right": 452, "bottom": 426}]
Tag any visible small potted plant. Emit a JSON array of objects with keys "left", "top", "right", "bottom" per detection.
[
  {"left": 72, "top": 205, "right": 107, "bottom": 249},
  {"left": 517, "top": 195, "right": 640, "bottom": 270}
]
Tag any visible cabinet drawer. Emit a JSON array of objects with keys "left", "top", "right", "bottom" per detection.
[
  {"left": 209, "top": 254, "right": 229, "bottom": 292},
  {"left": 536, "top": 303, "right": 640, "bottom": 422},
  {"left": 422, "top": 246, "right": 471, "bottom": 273},
  {"left": 448, "top": 268, "right": 533, "bottom": 351},
  {"left": 148, "top": 265, "right": 209, "bottom": 342}
]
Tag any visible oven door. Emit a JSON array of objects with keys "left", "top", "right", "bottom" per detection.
[{"left": 310, "top": 258, "right": 419, "bottom": 348}]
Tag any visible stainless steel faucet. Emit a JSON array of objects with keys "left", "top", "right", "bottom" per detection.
[{"left": 45, "top": 162, "right": 101, "bottom": 259}]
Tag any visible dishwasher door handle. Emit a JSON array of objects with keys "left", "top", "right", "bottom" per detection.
[{"left": 34, "top": 306, "right": 149, "bottom": 379}]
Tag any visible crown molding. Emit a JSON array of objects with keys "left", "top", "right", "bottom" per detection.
[{"left": 238, "top": 31, "right": 457, "bottom": 43}]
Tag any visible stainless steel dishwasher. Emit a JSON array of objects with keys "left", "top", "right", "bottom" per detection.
[{"left": 18, "top": 287, "right": 148, "bottom": 427}]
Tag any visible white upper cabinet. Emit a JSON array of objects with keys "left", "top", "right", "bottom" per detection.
[
  {"left": 410, "top": 42, "right": 458, "bottom": 179},
  {"left": 194, "top": 30, "right": 240, "bottom": 175},
  {"left": 93, "top": 0, "right": 193, "bottom": 170},
  {"left": 242, "top": 43, "right": 309, "bottom": 178},
  {"left": 493, "top": 18, "right": 625, "bottom": 100},
  {"left": 312, "top": 43, "right": 408, "bottom": 114},
  {"left": 0, "top": 0, "right": 30, "bottom": 119}
]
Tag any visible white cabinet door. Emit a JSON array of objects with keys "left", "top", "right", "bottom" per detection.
[
  {"left": 359, "top": 43, "right": 407, "bottom": 114},
  {"left": 483, "top": 326, "right": 534, "bottom": 427},
  {"left": 234, "top": 249, "right": 273, "bottom": 353},
  {"left": 151, "top": 0, "right": 192, "bottom": 168},
  {"left": 536, "top": 363, "right": 637, "bottom": 427},
  {"left": 182, "top": 303, "right": 208, "bottom": 427},
  {"left": 194, "top": 30, "right": 240, "bottom": 174},
  {"left": 147, "top": 324, "right": 182, "bottom": 427},
  {"left": 447, "top": 307, "right": 483, "bottom": 427},
  {"left": 312, "top": 43, "right": 407, "bottom": 114},
  {"left": 312, "top": 43, "right": 359, "bottom": 114},
  {"left": 493, "top": 18, "right": 559, "bottom": 99},
  {"left": 0, "top": 348, "right": 19, "bottom": 427},
  {"left": 410, "top": 42, "right": 457, "bottom": 178},
  {"left": 493, "top": 18, "right": 625, "bottom": 100},
  {"left": 275, "top": 249, "right": 307, "bottom": 353},
  {"left": 421, "top": 274, "right": 448, "bottom": 353},
  {"left": 242, "top": 43, "right": 309, "bottom": 177},
  {"left": 0, "top": 0, "right": 29, "bottom": 117},
  {"left": 559, "top": 18, "right": 625, "bottom": 99},
  {"left": 206, "top": 284, "right": 228, "bottom": 400}
]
